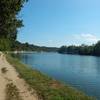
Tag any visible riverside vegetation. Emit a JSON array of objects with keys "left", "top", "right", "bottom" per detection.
[
  {"left": 58, "top": 41, "right": 100, "bottom": 56},
  {"left": 6, "top": 54, "right": 95, "bottom": 100}
]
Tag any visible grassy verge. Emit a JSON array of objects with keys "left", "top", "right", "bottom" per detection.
[{"left": 6, "top": 54, "right": 95, "bottom": 100}]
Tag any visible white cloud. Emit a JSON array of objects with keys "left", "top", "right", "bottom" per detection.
[
  {"left": 81, "top": 33, "right": 99, "bottom": 42},
  {"left": 74, "top": 33, "right": 99, "bottom": 44}
]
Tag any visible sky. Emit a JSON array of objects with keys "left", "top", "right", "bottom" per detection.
[{"left": 17, "top": 0, "right": 100, "bottom": 47}]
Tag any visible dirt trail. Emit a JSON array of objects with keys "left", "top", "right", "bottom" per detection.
[{"left": 0, "top": 52, "right": 38, "bottom": 100}]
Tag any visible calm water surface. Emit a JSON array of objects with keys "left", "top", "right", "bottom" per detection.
[{"left": 18, "top": 52, "right": 100, "bottom": 99}]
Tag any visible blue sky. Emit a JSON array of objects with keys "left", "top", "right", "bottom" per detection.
[{"left": 17, "top": 0, "right": 100, "bottom": 47}]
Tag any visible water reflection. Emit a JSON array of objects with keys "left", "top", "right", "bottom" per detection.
[{"left": 17, "top": 52, "right": 100, "bottom": 99}]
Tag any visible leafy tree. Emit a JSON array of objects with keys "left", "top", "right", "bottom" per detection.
[
  {"left": 0, "top": 0, "right": 27, "bottom": 50},
  {"left": 0, "top": 38, "right": 11, "bottom": 51}
]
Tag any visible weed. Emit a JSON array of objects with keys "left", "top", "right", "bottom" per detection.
[
  {"left": 1, "top": 67, "right": 8, "bottom": 73},
  {"left": 5, "top": 83, "right": 23, "bottom": 100}
]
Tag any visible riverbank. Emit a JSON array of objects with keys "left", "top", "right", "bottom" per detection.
[
  {"left": 5, "top": 53, "right": 95, "bottom": 100},
  {"left": 0, "top": 52, "right": 38, "bottom": 100}
]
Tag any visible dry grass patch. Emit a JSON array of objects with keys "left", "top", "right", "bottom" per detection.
[
  {"left": 5, "top": 83, "right": 23, "bottom": 100},
  {"left": 1, "top": 67, "right": 8, "bottom": 73}
]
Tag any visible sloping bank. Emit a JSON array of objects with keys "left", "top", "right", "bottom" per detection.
[{"left": 6, "top": 54, "right": 95, "bottom": 100}]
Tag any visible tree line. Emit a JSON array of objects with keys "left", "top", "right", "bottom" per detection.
[
  {"left": 11, "top": 41, "right": 58, "bottom": 52},
  {"left": 58, "top": 41, "right": 100, "bottom": 56}
]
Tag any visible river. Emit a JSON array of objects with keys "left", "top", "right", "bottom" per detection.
[{"left": 17, "top": 52, "right": 100, "bottom": 99}]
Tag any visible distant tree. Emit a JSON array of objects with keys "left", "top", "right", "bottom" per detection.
[
  {"left": 93, "top": 41, "right": 100, "bottom": 56},
  {"left": 58, "top": 46, "right": 67, "bottom": 53},
  {"left": 67, "top": 45, "right": 79, "bottom": 54},
  {"left": 58, "top": 41, "right": 100, "bottom": 56}
]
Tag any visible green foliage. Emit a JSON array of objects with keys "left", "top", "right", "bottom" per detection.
[
  {"left": 0, "top": 38, "right": 11, "bottom": 51},
  {"left": 11, "top": 41, "right": 58, "bottom": 52},
  {"left": 78, "top": 45, "right": 94, "bottom": 55},
  {"left": 93, "top": 41, "right": 100, "bottom": 56},
  {"left": 0, "top": 0, "right": 27, "bottom": 50},
  {"left": 58, "top": 46, "right": 67, "bottom": 54},
  {"left": 6, "top": 54, "right": 95, "bottom": 100},
  {"left": 58, "top": 41, "right": 100, "bottom": 56}
]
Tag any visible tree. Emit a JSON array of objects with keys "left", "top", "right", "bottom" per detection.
[
  {"left": 93, "top": 41, "right": 100, "bottom": 56},
  {"left": 58, "top": 46, "right": 67, "bottom": 53},
  {"left": 0, "top": 0, "right": 27, "bottom": 50},
  {"left": 58, "top": 42, "right": 98, "bottom": 56}
]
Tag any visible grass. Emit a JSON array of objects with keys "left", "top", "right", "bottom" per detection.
[
  {"left": 6, "top": 54, "right": 95, "bottom": 100},
  {"left": 5, "top": 83, "right": 22, "bottom": 100}
]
